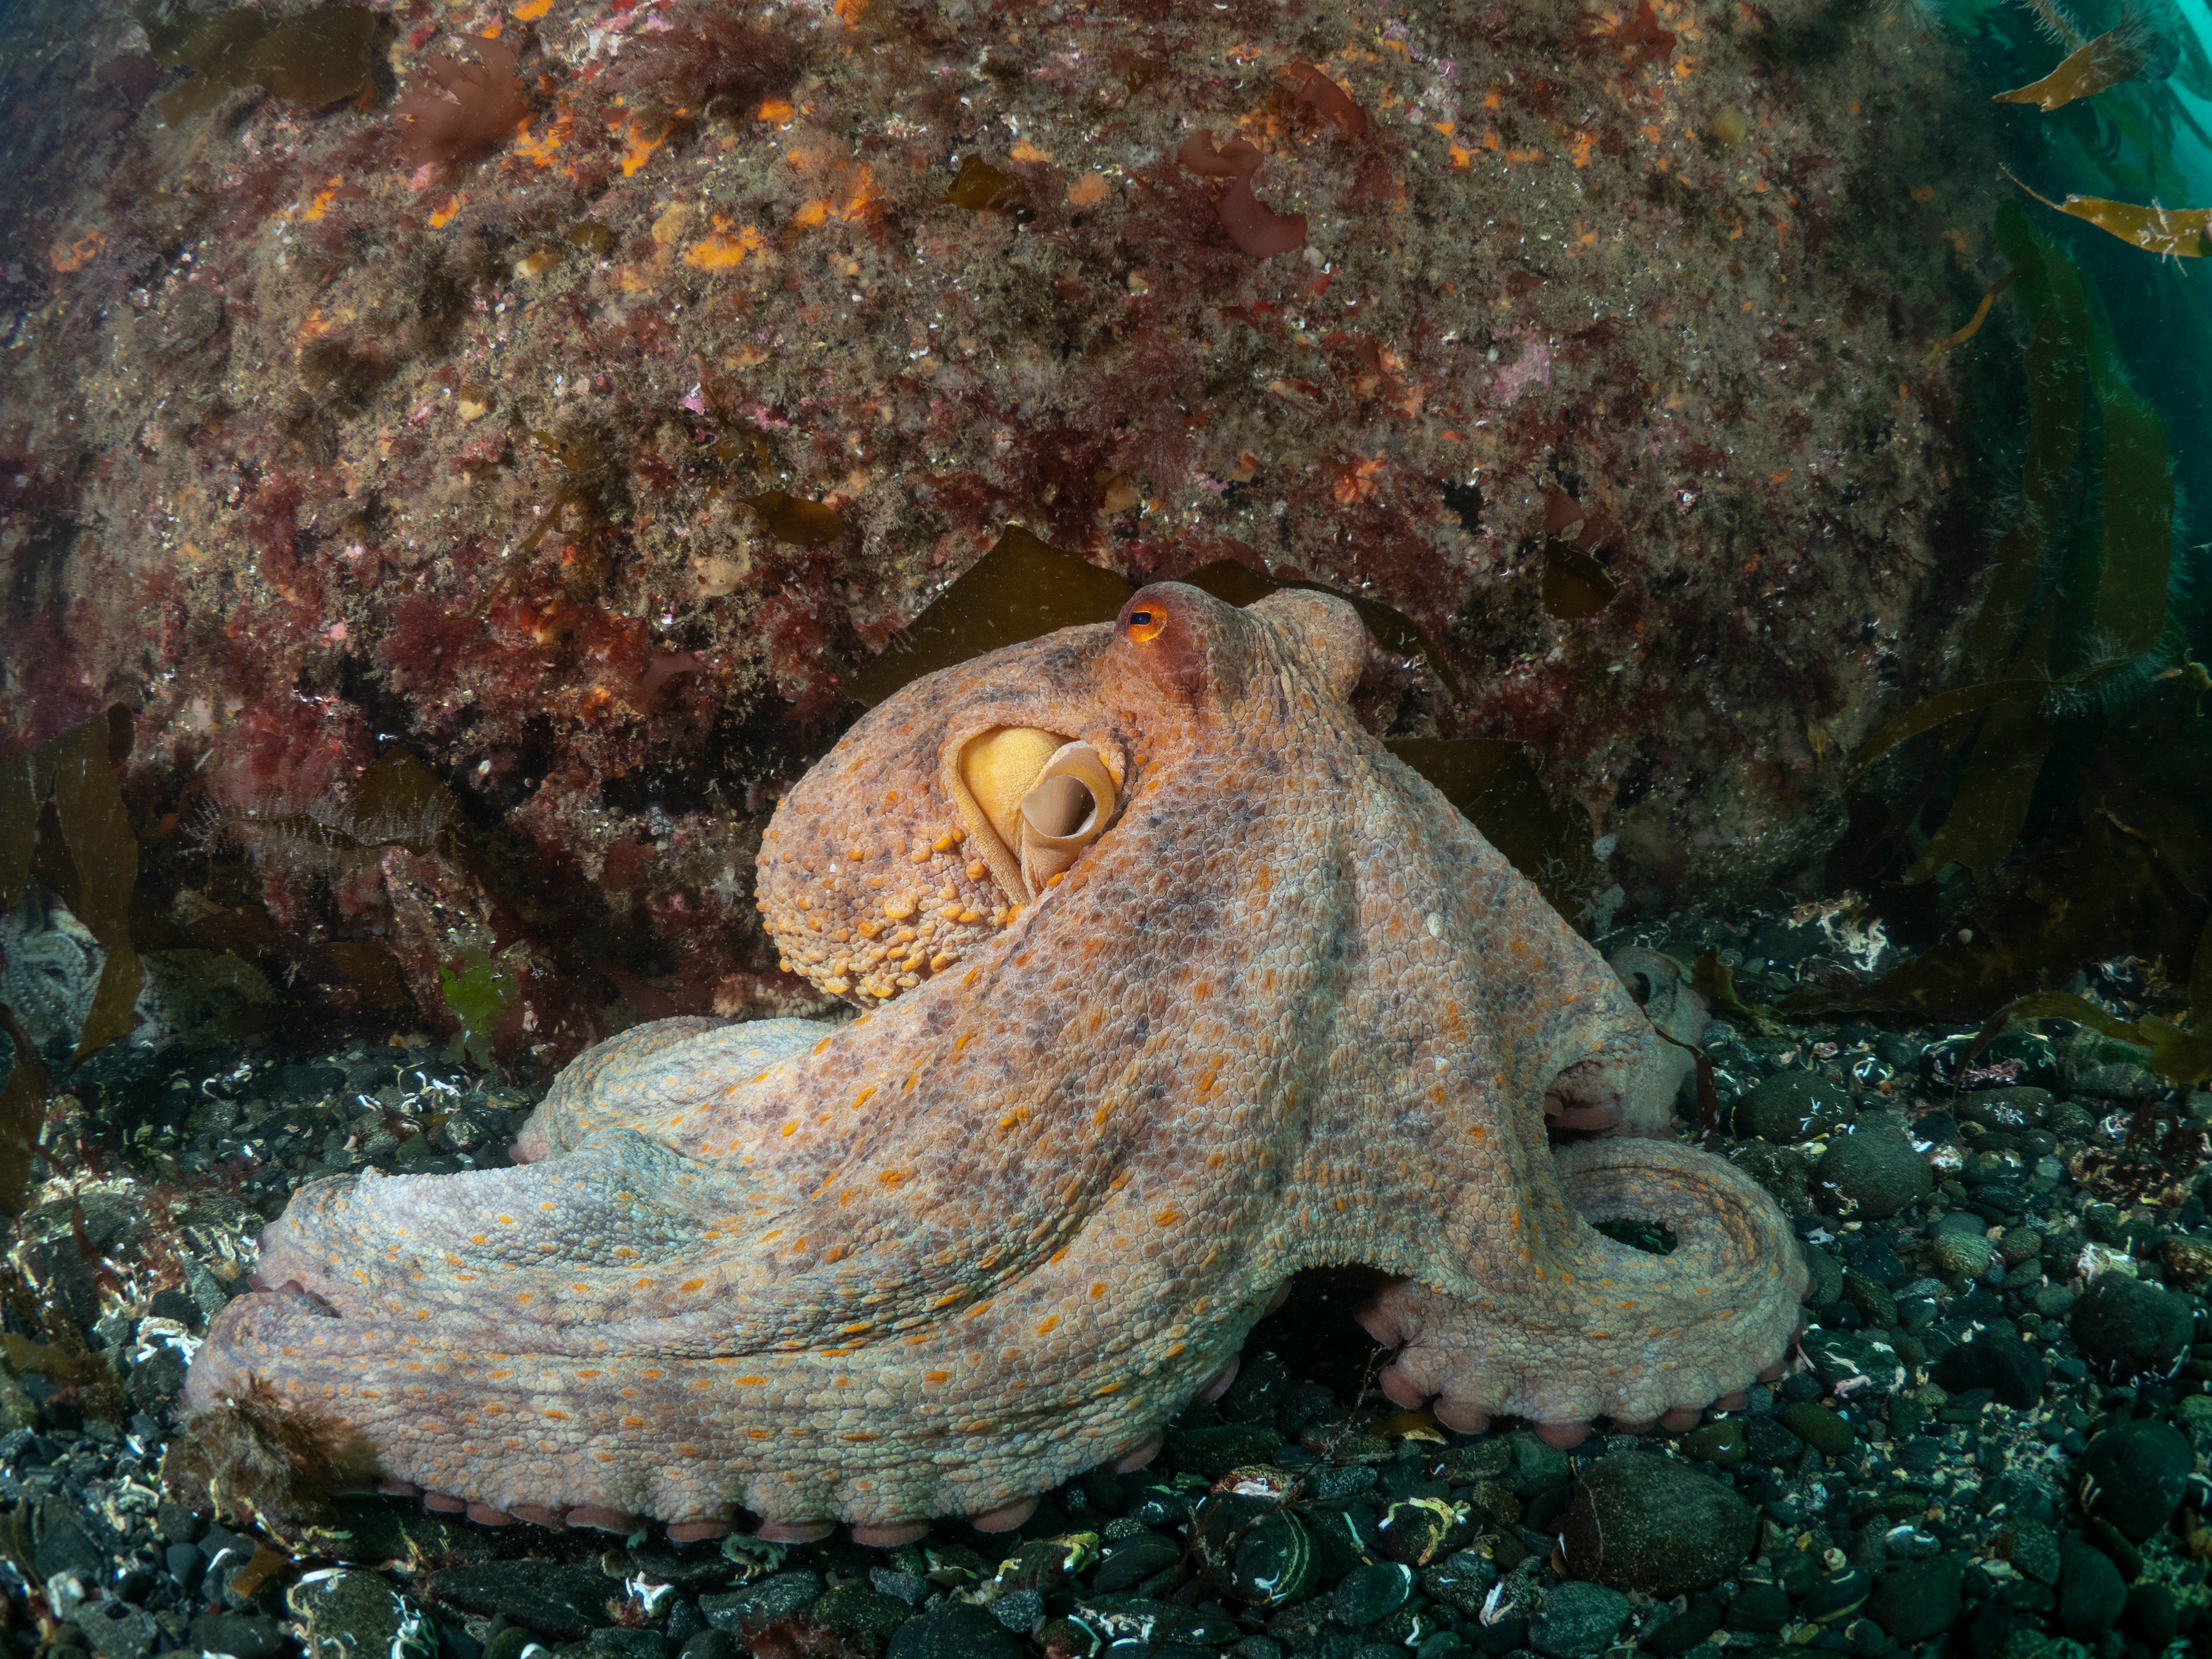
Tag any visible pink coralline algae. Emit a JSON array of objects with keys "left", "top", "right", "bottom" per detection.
[{"left": 0, "top": 0, "right": 2002, "bottom": 1064}]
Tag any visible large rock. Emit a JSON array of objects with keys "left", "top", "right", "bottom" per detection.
[
  {"left": 2076, "top": 1421, "right": 2191, "bottom": 1541},
  {"left": 1557, "top": 1453, "right": 1758, "bottom": 1596},
  {"left": 2057, "top": 1536, "right": 2127, "bottom": 1640},
  {"left": 1865, "top": 1554, "right": 1962, "bottom": 1644},
  {"left": 2070, "top": 1276, "right": 2195, "bottom": 1381},
  {"left": 1731, "top": 1072, "right": 1851, "bottom": 1144},
  {"left": 0, "top": 0, "right": 2007, "bottom": 1046},
  {"left": 1813, "top": 1125, "right": 1933, "bottom": 1220},
  {"left": 289, "top": 1572, "right": 437, "bottom": 1659}
]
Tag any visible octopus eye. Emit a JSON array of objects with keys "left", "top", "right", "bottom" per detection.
[
  {"left": 955, "top": 728, "right": 1119, "bottom": 905},
  {"left": 1124, "top": 607, "right": 1165, "bottom": 643}
]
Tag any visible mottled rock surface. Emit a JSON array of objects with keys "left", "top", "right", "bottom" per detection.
[{"left": 0, "top": 0, "right": 2002, "bottom": 1056}]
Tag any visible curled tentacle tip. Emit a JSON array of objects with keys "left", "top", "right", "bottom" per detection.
[
  {"left": 969, "top": 1495, "right": 1039, "bottom": 1533},
  {"left": 850, "top": 1520, "right": 929, "bottom": 1548},
  {"left": 755, "top": 1518, "right": 836, "bottom": 1545},
  {"left": 1109, "top": 1435, "right": 1163, "bottom": 1474},
  {"left": 666, "top": 1518, "right": 733, "bottom": 1544},
  {"left": 1435, "top": 1401, "right": 1491, "bottom": 1434},
  {"left": 566, "top": 1505, "right": 638, "bottom": 1533}
]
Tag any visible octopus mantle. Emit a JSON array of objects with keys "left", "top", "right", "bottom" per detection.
[{"left": 183, "top": 584, "right": 1805, "bottom": 1541}]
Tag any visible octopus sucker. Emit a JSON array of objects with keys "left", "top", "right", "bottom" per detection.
[{"left": 182, "top": 583, "right": 1803, "bottom": 1535}]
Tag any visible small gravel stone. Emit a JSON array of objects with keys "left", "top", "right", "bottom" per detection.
[
  {"left": 291, "top": 1573, "right": 436, "bottom": 1659},
  {"left": 1800, "top": 1244, "right": 1845, "bottom": 1307},
  {"left": 1930, "top": 1231, "right": 1995, "bottom": 1275},
  {"left": 696, "top": 1572, "right": 824, "bottom": 1639},
  {"left": 1930, "top": 1336, "right": 2041, "bottom": 1408},
  {"left": 2004, "top": 1520, "right": 2060, "bottom": 1586},
  {"left": 1331, "top": 1562, "right": 1414, "bottom": 1627},
  {"left": 1814, "top": 1125, "right": 1933, "bottom": 1220},
  {"left": 1645, "top": 1596, "right": 1725, "bottom": 1656},
  {"left": 811, "top": 1584, "right": 914, "bottom": 1646},
  {"left": 187, "top": 1615, "right": 284, "bottom": 1659},
  {"left": 1420, "top": 1551, "right": 1499, "bottom": 1618},
  {"left": 884, "top": 1603, "right": 1030, "bottom": 1659},
  {"left": 1557, "top": 1453, "right": 1758, "bottom": 1595},
  {"left": 1957, "top": 1087, "right": 2053, "bottom": 1129},
  {"left": 1682, "top": 1420, "right": 1746, "bottom": 1468},
  {"left": 1800, "top": 1569, "right": 1873, "bottom": 1624},
  {"left": 2057, "top": 1536, "right": 2126, "bottom": 1640},
  {"left": 1725, "top": 1583, "right": 1792, "bottom": 1633},
  {"left": 1731, "top": 1072, "right": 1852, "bottom": 1143},
  {"left": 984, "top": 1587, "right": 1042, "bottom": 1634},
  {"left": 675, "top": 1634, "right": 736, "bottom": 1659},
  {"left": 2076, "top": 1420, "right": 2191, "bottom": 1540},
  {"left": 1095, "top": 1529, "right": 1182, "bottom": 1592},
  {"left": 70, "top": 1601, "right": 158, "bottom": 1659},
  {"left": 1779, "top": 1401, "right": 1856, "bottom": 1458},
  {"left": 2122, "top": 1583, "right": 2178, "bottom": 1650},
  {"left": 1865, "top": 1554, "right": 1962, "bottom": 1644},
  {"left": 1529, "top": 1582, "right": 1630, "bottom": 1657},
  {"left": 1802, "top": 1330, "right": 1907, "bottom": 1396},
  {"left": 2070, "top": 1275, "right": 2195, "bottom": 1381}
]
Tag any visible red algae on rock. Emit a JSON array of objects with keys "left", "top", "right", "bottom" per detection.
[
  {"left": 390, "top": 33, "right": 529, "bottom": 173},
  {"left": 0, "top": 0, "right": 2007, "bottom": 1061},
  {"left": 1176, "top": 131, "right": 1308, "bottom": 257}
]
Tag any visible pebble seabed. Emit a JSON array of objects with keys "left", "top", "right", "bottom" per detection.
[{"left": 2, "top": 927, "right": 2207, "bottom": 1659}]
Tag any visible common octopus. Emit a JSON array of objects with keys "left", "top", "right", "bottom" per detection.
[{"left": 183, "top": 583, "right": 1806, "bottom": 1545}]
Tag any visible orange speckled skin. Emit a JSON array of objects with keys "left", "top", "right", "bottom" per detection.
[{"left": 185, "top": 585, "right": 1804, "bottom": 1532}]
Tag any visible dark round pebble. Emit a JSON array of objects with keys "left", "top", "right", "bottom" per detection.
[
  {"left": 1726, "top": 1583, "right": 1793, "bottom": 1633},
  {"left": 1529, "top": 1582, "right": 1630, "bottom": 1658},
  {"left": 1331, "top": 1561, "right": 1414, "bottom": 1628},
  {"left": 1930, "top": 1337, "right": 2042, "bottom": 1409},
  {"left": 2070, "top": 1274, "right": 2194, "bottom": 1381},
  {"left": 2057, "top": 1536, "right": 2127, "bottom": 1641},
  {"left": 1645, "top": 1596, "right": 1725, "bottom": 1656},
  {"left": 1865, "top": 1554, "right": 1962, "bottom": 1644},
  {"left": 1557, "top": 1453, "right": 1757, "bottom": 1596},
  {"left": 1683, "top": 1420, "right": 1746, "bottom": 1468},
  {"left": 2076, "top": 1419, "right": 2191, "bottom": 1540},
  {"left": 676, "top": 1634, "right": 736, "bottom": 1659},
  {"left": 1778, "top": 1401, "right": 1856, "bottom": 1458},
  {"left": 1800, "top": 1569, "right": 1873, "bottom": 1624},
  {"left": 2122, "top": 1583, "right": 2178, "bottom": 1650},
  {"left": 1732, "top": 1072, "right": 1852, "bottom": 1143},
  {"left": 883, "top": 1603, "right": 1030, "bottom": 1659},
  {"left": 1814, "top": 1128, "right": 1933, "bottom": 1220}
]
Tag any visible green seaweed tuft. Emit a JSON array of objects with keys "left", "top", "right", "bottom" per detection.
[{"left": 439, "top": 949, "right": 514, "bottom": 1071}]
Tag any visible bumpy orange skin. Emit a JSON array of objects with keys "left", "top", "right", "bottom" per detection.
[{"left": 185, "top": 585, "right": 1804, "bottom": 1534}]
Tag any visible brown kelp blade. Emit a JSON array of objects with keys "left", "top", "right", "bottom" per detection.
[
  {"left": 2005, "top": 166, "right": 2212, "bottom": 258},
  {"left": 1846, "top": 678, "right": 2050, "bottom": 783},
  {"left": 842, "top": 527, "right": 1133, "bottom": 706},
  {"left": 1924, "top": 271, "right": 2015, "bottom": 364},
  {"left": 847, "top": 532, "right": 1466, "bottom": 706},
  {"left": 1383, "top": 736, "right": 1590, "bottom": 915},
  {"left": 1182, "top": 559, "right": 1464, "bottom": 701},
  {"left": 1995, "top": 24, "right": 2148, "bottom": 110}
]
